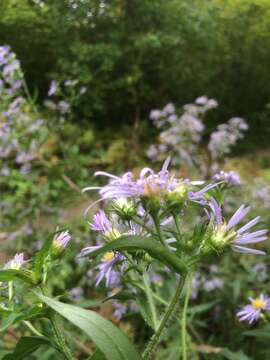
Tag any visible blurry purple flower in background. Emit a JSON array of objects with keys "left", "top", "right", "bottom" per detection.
[
  {"left": 203, "top": 277, "right": 224, "bottom": 292},
  {"left": 79, "top": 86, "right": 87, "bottom": 94},
  {"left": 58, "top": 100, "right": 71, "bottom": 114},
  {"left": 237, "top": 294, "right": 270, "bottom": 324},
  {"left": 252, "top": 263, "right": 268, "bottom": 281},
  {"left": 113, "top": 301, "right": 127, "bottom": 320},
  {"left": 64, "top": 79, "right": 78, "bottom": 87},
  {"left": 208, "top": 117, "right": 248, "bottom": 160},
  {"left": 213, "top": 170, "right": 241, "bottom": 186},
  {"left": 69, "top": 287, "right": 83, "bottom": 302},
  {"left": 48, "top": 80, "right": 58, "bottom": 96}
]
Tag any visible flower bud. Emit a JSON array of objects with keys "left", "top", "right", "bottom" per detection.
[
  {"left": 52, "top": 230, "right": 71, "bottom": 255},
  {"left": 165, "top": 182, "right": 189, "bottom": 211},
  {"left": 112, "top": 199, "right": 136, "bottom": 220}
]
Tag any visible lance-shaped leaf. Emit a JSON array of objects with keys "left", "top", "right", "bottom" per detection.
[
  {"left": 0, "top": 269, "right": 35, "bottom": 285},
  {"left": 36, "top": 293, "right": 141, "bottom": 360},
  {"left": 33, "top": 234, "right": 54, "bottom": 279},
  {"left": 2, "top": 336, "right": 57, "bottom": 360},
  {"left": 84, "top": 235, "right": 188, "bottom": 275}
]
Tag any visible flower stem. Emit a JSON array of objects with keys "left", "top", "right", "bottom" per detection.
[
  {"left": 181, "top": 275, "right": 192, "bottom": 360},
  {"left": 8, "top": 281, "right": 13, "bottom": 302},
  {"left": 173, "top": 213, "right": 182, "bottom": 241},
  {"left": 142, "top": 275, "right": 186, "bottom": 360},
  {"left": 23, "top": 321, "right": 43, "bottom": 337},
  {"left": 50, "top": 314, "right": 74, "bottom": 360},
  {"left": 152, "top": 215, "right": 169, "bottom": 249},
  {"left": 142, "top": 272, "right": 159, "bottom": 331}
]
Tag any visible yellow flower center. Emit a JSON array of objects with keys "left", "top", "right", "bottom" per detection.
[
  {"left": 102, "top": 251, "right": 115, "bottom": 262},
  {"left": 252, "top": 298, "right": 266, "bottom": 310}
]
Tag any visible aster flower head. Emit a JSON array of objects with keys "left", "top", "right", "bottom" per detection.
[
  {"left": 112, "top": 198, "right": 136, "bottom": 220},
  {"left": 212, "top": 170, "right": 241, "bottom": 186},
  {"left": 95, "top": 251, "right": 123, "bottom": 288},
  {"left": 4, "top": 253, "right": 24, "bottom": 270},
  {"left": 53, "top": 230, "right": 71, "bottom": 250},
  {"left": 237, "top": 294, "right": 270, "bottom": 324},
  {"left": 48, "top": 80, "right": 58, "bottom": 96},
  {"left": 83, "top": 157, "right": 218, "bottom": 216},
  {"left": 205, "top": 199, "right": 268, "bottom": 254},
  {"left": 90, "top": 210, "right": 121, "bottom": 241}
]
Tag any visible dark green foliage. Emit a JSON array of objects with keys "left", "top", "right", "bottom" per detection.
[{"left": 1, "top": 0, "right": 270, "bottom": 145}]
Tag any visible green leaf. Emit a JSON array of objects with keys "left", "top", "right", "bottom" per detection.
[
  {"left": 136, "top": 297, "right": 155, "bottom": 330},
  {"left": 220, "top": 349, "right": 251, "bottom": 360},
  {"left": 2, "top": 336, "right": 55, "bottom": 360},
  {"left": 0, "top": 269, "right": 35, "bottom": 285},
  {"left": 36, "top": 293, "right": 141, "bottom": 360},
  {"left": 187, "top": 301, "right": 217, "bottom": 315},
  {"left": 87, "top": 350, "right": 106, "bottom": 360},
  {"left": 85, "top": 235, "right": 188, "bottom": 275},
  {"left": 0, "top": 306, "right": 48, "bottom": 332},
  {"left": 243, "top": 325, "right": 270, "bottom": 339},
  {"left": 33, "top": 234, "right": 54, "bottom": 279}
]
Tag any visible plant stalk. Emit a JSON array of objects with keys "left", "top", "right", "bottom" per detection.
[
  {"left": 181, "top": 275, "right": 192, "bottom": 360},
  {"left": 50, "top": 314, "right": 74, "bottom": 360},
  {"left": 142, "top": 272, "right": 159, "bottom": 331},
  {"left": 152, "top": 215, "right": 170, "bottom": 249},
  {"left": 142, "top": 275, "right": 186, "bottom": 359}
]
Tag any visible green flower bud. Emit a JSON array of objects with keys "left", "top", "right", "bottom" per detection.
[{"left": 112, "top": 199, "right": 136, "bottom": 220}]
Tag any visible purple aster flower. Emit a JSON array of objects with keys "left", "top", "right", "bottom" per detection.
[
  {"left": 212, "top": 170, "right": 241, "bottom": 185},
  {"left": 89, "top": 210, "right": 121, "bottom": 240},
  {"left": 48, "top": 80, "right": 58, "bottom": 96},
  {"left": 83, "top": 159, "right": 174, "bottom": 205},
  {"left": 58, "top": 100, "right": 71, "bottom": 114},
  {"left": 237, "top": 295, "right": 270, "bottom": 324},
  {"left": 79, "top": 244, "right": 102, "bottom": 257},
  {"left": 69, "top": 287, "right": 83, "bottom": 302},
  {"left": 203, "top": 277, "right": 224, "bottom": 292},
  {"left": 83, "top": 158, "right": 219, "bottom": 213},
  {"left": 208, "top": 199, "right": 268, "bottom": 254},
  {"left": 113, "top": 301, "right": 127, "bottom": 320},
  {"left": 91, "top": 210, "right": 112, "bottom": 233},
  {"left": 53, "top": 230, "right": 71, "bottom": 249},
  {"left": 95, "top": 252, "right": 122, "bottom": 287},
  {"left": 4, "top": 253, "right": 24, "bottom": 270}
]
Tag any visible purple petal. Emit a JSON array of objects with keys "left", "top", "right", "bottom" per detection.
[
  {"left": 209, "top": 198, "right": 222, "bottom": 225},
  {"left": 232, "top": 245, "right": 266, "bottom": 255},
  {"left": 227, "top": 205, "right": 250, "bottom": 230},
  {"left": 237, "top": 216, "right": 261, "bottom": 234},
  {"left": 234, "top": 236, "right": 268, "bottom": 245}
]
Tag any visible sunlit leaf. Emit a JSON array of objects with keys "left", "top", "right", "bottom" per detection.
[{"left": 36, "top": 293, "right": 141, "bottom": 360}]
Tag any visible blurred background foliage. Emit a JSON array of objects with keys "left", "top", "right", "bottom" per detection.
[{"left": 0, "top": 0, "right": 270, "bottom": 147}]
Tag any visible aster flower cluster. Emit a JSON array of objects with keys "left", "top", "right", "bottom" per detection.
[
  {"left": 208, "top": 117, "right": 248, "bottom": 160},
  {"left": 212, "top": 170, "right": 241, "bottom": 186},
  {"left": 44, "top": 79, "right": 87, "bottom": 118},
  {"left": 147, "top": 96, "right": 248, "bottom": 178},
  {"left": 0, "top": 45, "right": 47, "bottom": 177},
  {"left": 81, "top": 159, "right": 267, "bottom": 292},
  {"left": 147, "top": 97, "right": 216, "bottom": 167},
  {"left": 251, "top": 178, "right": 270, "bottom": 211}
]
